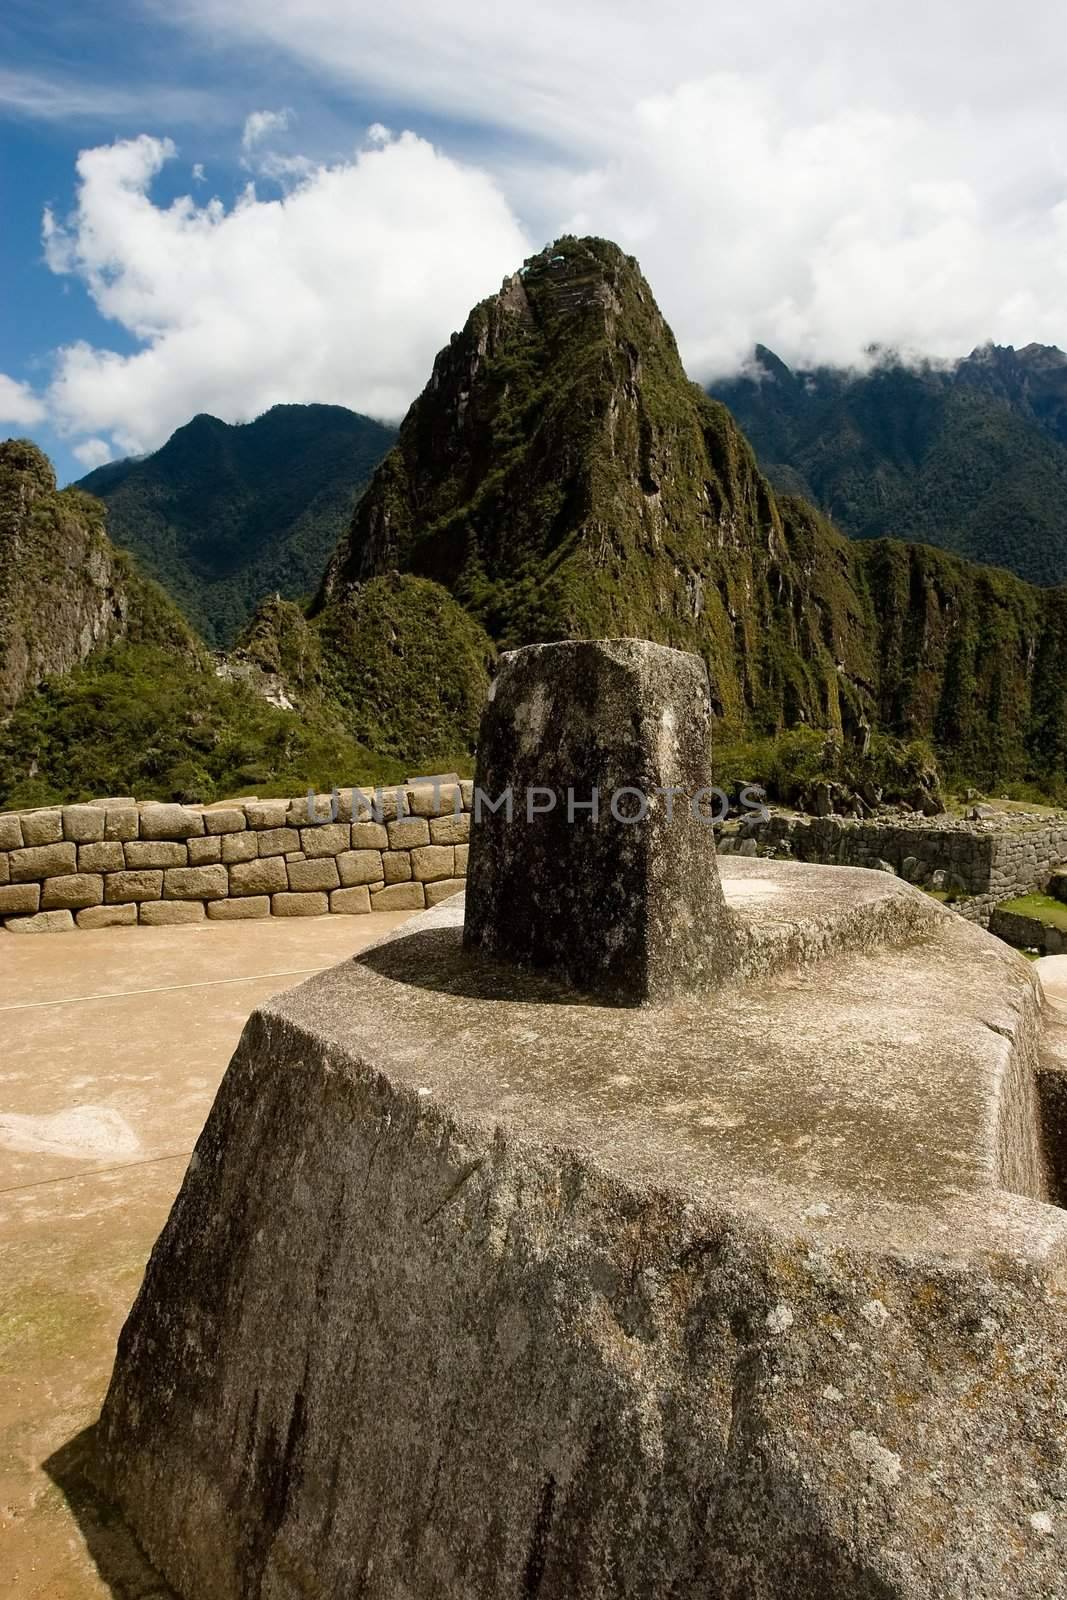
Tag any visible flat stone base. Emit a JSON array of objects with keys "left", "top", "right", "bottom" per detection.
[{"left": 96, "top": 862, "right": 1067, "bottom": 1599}]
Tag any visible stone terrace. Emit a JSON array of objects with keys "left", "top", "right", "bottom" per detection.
[
  {"left": 0, "top": 784, "right": 472, "bottom": 934},
  {"left": 723, "top": 807, "right": 1067, "bottom": 923}
]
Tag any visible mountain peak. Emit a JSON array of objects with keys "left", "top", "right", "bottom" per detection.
[
  {"left": 0, "top": 436, "right": 57, "bottom": 494},
  {"left": 77, "top": 405, "right": 395, "bottom": 645},
  {"left": 319, "top": 234, "right": 694, "bottom": 621}
]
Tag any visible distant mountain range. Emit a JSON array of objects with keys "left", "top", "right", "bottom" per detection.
[
  {"left": 6, "top": 239, "right": 1067, "bottom": 810},
  {"left": 77, "top": 404, "right": 396, "bottom": 645},
  {"left": 711, "top": 342, "right": 1067, "bottom": 587}
]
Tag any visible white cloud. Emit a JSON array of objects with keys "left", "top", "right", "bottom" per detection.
[
  {"left": 0, "top": 66, "right": 219, "bottom": 126},
  {"left": 28, "top": 0, "right": 1067, "bottom": 465},
  {"left": 0, "top": 373, "right": 46, "bottom": 429},
  {"left": 192, "top": 162, "right": 206, "bottom": 182},
  {"left": 554, "top": 74, "right": 1067, "bottom": 375},
  {"left": 42, "top": 130, "right": 529, "bottom": 457},
  {"left": 241, "top": 108, "right": 291, "bottom": 151},
  {"left": 162, "top": 0, "right": 1067, "bottom": 375},
  {"left": 71, "top": 437, "right": 114, "bottom": 470}
]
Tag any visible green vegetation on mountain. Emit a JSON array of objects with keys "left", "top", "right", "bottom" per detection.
[
  {"left": 7, "top": 240, "right": 1067, "bottom": 810},
  {"left": 711, "top": 344, "right": 1067, "bottom": 587},
  {"left": 714, "top": 727, "right": 944, "bottom": 814},
  {"left": 0, "top": 638, "right": 404, "bottom": 811},
  {"left": 323, "top": 237, "right": 1067, "bottom": 793},
  {"left": 315, "top": 574, "right": 493, "bottom": 763},
  {"left": 78, "top": 404, "right": 395, "bottom": 646},
  {"left": 0, "top": 441, "right": 480, "bottom": 810}
]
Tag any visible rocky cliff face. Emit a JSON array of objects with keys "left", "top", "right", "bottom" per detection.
[
  {"left": 320, "top": 238, "right": 875, "bottom": 739},
  {"left": 0, "top": 440, "right": 142, "bottom": 714},
  {"left": 320, "top": 238, "right": 1067, "bottom": 787}
]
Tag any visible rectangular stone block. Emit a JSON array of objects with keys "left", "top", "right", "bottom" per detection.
[
  {"left": 0, "top": 814, "right": 23, "bottom": 850},
  {"left": 257, "top": 828, "right": 300, "bottom": 858},
  {"left": 460, "top": 779, "right": 474, "bottom": 810},
  {"left": 164, "top": 865, "right": 228, "bottom": 901},
  {"left": 455, "top": 844, "right": 469, "bottom": 876},
  {"left": 287, "top": 858, "right": 340, "bottom": 892},
  {"left": 353, "top": 786, "right": 407, "bottom": 823},
  {"left": 62, "top": 805, "right": 106, "bottom": 843},
  {"left": 271, "top": 892, "right": 329, "bottom": 918},
  {"left": 203, "top": 808, "right": 247, "bottom": 835},
  {"left": 329, "top": 886, "right": 371, "bottom": 915},
  {"left": 370, "top": 882, "right": 425, "bottom": 911},
  {"left": 5, "top": 909, "right": 74, "bottom": 933},
  {"left": 382, "top": 850, "right": 413, "bottom": 885},
  {"left": 406, "top": 782, "right": 462, "bottom": 819},
  {"left": 229, "top": 856, "right": 287, "bottom": 896},
  {"left": 245, "top": 802, "right": 289, "bottom": 830},
  {"left": 105, "top": 870, "right": 164, "bottom": 904},
  {"left": 0, "top": 883, "right": 41, "bottom": 915},
  {"left": 140, "top": 901, "right": 206, "bottom": 925},
  {"left": 21, "top": 810, "right": 63, "bottom": 846},
  {"left": 300, "top": 823, "right": 350, "bottom": 858},
  {"left": 78, "top": 841, "right": 126, "bottom": 873},
  {"left": 206, "top": 897, "right": 271, "bottom": 921},
  {"left": 104, "top": 806, "right": 139, "bottom": 842},
  {"left": 429, "top": 812, "right": 470, "bottom": 846},
  {"left": 10, "top": 842, "right": 77, "bottom": 881},
  {"left": 0, "top": 853, "right": 7, "bottom": 886},
  {"left": 387, "top": 817, "right": 430, "bottom": 850},
  {"left": 337, "top": 849, "right": 383, "bottom": 887},
  {"left": 141, "top": 804, "right": 204, "bottom": 839},
  {"left": 289, "top": 793, "right": 337, "bottom": 827},
  {"left": 425, "top": 878, "right": 466, "bottom": 907},
  {"left": 350, "top": 821, "right": 389, "bottom": 850},
  {"left": 286, "top": 851, "right": 306, "bottom": 862},
  {"left": 87, "top": 796, "right": 137, "bottom": 808},
  {"left": 334, "top": 790, "right": 364, "bottom": 824},
  {"left": 290, "top": 791, "right": 371, "bottom": 826},
  {"left": 76, "top": 904, "right": 138, "bottom": 928},
  {"left": 125, "top": 841, "right": 189, "bottom": 869},
  {"left": 187, "top": 835, "right": 222, "bottom": 866},
  {"left": 411, "top": 845, "right": 455, "bottom": 883},
  {"left": 221, "top": 832, "right": 258, "bottom": 865},
  {"left": 42, "top": 873, "right": 105, "bottom": 911},
  {"left": 464, "top": 639, "right": 738, "bottom": 1002}
]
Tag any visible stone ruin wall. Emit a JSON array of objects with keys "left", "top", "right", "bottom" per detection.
[
  {"left": 0, "top": 784, "right": 472, "bottom": 934},
  {"left": 721, "top": 812, "right": 1067, "bottom": 924},
  {"left": 7, "top": 783, "right": 1067, "bottom": 938}
]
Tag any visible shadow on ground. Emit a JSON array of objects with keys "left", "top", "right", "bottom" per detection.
[
  {"left": 357, "top": 925, "right": 627, "bottom": 1006},
  {"left": 43, "top": 1425, "right": 176, "bottom": 1600}
]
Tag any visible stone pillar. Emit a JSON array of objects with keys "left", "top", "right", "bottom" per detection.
[{"left": 463, "top": 638, "right": 738, "bottom": 1002}]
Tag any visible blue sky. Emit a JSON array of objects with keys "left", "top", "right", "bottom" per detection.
[{"left": 3, "top": 0, "right": 1066, "bottom": 484}]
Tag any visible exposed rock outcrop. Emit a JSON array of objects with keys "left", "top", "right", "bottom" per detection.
[
  {"left": 318, "top": 237, "right": 1067, "bottom": 789},
  {"left": 0, "top": 441, "right": 137, "bottom": 713}
]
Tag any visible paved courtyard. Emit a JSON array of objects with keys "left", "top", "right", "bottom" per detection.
[{"left": 0, "top": 912, "right": 414, "bottom": 1598}]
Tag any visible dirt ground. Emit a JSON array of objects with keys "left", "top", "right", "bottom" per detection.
[{"left": 0, "top": 912, "right": 413, "bottom": 1598}]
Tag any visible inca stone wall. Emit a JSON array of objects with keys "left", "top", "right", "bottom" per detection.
[
  {"left": 722, "top": 812, "right": 1067, "bottom": 924},
  {"left": 0, "top": 784, "right": 471, "bottom": 934}
]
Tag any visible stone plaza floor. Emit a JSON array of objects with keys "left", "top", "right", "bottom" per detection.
[
  {"left": 0, "top": 912, "right": 415, "bottom": 1597},
  {"left": 1, "top": 916, "right": 1064, "bottom": 1596}
]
